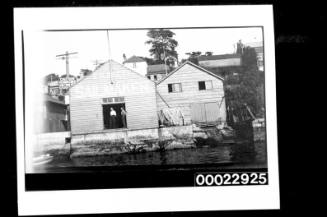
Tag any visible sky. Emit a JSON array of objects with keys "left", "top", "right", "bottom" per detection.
[{"left": 33, "top": 27, "right": 263, "bottom": 78}]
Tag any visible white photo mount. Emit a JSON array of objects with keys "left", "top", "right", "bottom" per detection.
[{"left": 14, "top": 5, "right": 279, "bottom": 215}]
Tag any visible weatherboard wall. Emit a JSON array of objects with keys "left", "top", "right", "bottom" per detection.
[
  {"left": 123, "top": 61, "right": 148, "bottom": 77},
  {"left": 156, "top": 63, "right": 226, "bottom": 123},
  {"left": 69, "top": 60, "right": 158, "bottom": 135}
]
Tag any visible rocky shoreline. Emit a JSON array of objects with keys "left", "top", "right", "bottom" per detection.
[{"left": 33, "top": 122, "right": 265, "bottom": 159}]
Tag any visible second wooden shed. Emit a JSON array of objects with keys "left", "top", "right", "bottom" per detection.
[{"left": 156, "top": 61, "right": 226, "bottom": 125}]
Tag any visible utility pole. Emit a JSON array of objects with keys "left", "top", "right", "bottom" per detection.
[
  {"left": 56, "top": 51, "right": 78, "bottom": 77},
  {"left": 106, "top": 30, "right": 113, "bottom": 84}
]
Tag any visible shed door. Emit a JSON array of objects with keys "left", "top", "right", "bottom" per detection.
[
  {"left": 191, "top": 102, "right": 220, "bottom": 123},
  {"left": 191, "top": 103, "right": 206, "bottom": 122},
  {"left": 204, "top": 102, "right": 220, "bottom": 122}
]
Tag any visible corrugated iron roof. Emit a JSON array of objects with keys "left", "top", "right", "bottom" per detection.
[
  {"left": 198, "top": 54, "right": 241, "bottom": 61},
  {"left": 147, "top": 64, "right": 169, "bottom": 73},
  {"left": 157, "top": 61, "right": 224, "bottom": 85}
]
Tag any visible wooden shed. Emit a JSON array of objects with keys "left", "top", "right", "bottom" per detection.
[
  {"left": 69, "top": 60, "right": 158, "bottom": 135},
  {"left": 156, "top": 61, "right": 226, "bottom": 125}
]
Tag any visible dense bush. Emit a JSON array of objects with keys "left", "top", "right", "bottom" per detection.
[{"left": 225, "top": 47, "right": 265, "bottom": 118}]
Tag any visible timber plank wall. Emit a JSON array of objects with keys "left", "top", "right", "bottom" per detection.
[
  {"left": 69, "top": 61, "right": 158, "bottom": 135},
  {"left": 156, "top": 63, "right": 226, "bottom": 123}
]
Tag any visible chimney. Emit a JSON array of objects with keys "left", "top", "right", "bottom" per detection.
[{"left": 123, "top": 53, "right": 127, "bottom": 62}]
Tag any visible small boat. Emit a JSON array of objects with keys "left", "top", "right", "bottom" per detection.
[{"left": 33, "top": 154, "right": 53, "bottom": 166}]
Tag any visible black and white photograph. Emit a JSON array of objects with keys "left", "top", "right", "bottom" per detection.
[
  {"left": 29, "top": 27, "right": 265, "bottom": 172},
  {"left": 14, "top": 5, "right": 279, "bottom": 215}
]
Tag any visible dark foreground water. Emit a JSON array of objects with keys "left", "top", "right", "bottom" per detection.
[{"left": 33, "top": 141, "right": 267, "bottom": 173}]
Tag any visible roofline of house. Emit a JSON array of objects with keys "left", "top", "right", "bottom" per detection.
[
  {"left": 119, "top": 60, "right": 156, "bottom": 84},
  {"left": 156, "top": 61, "right": 224, "bottom": 85},
  {"left": 123, "top": 56, "right": 146, "bottom": 64},
  {"left": 69, "top": 59, "right": 156, "bottom": 93},
  {"left": 147, "top": 64, "right": 169, "bottom": 72},
  {"left": 146, "top": 71, "right": 167, "bottom": 76},
  {"left": 198, "top": 54, "right": 242, "bottom": 61}
]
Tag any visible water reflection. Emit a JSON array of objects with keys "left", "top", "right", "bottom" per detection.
[
  {"left": 159, "top": 151, "right": 167, "bottom": 165},
  {"left": 33, "top": 141, "right": 267, "bottom": 172}
]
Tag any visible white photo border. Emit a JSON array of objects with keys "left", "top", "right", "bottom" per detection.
[{"left": 14, "top": 5, "right": 279, "bottom": 215}]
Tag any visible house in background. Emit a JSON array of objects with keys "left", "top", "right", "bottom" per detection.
[
  {"left": 78, "top": 68, "right": 93, "bottom": 80},
  {"left": 47, "top": 80, "right": 60, "bottom": 96},
  {"left": 34, "top": 94, "right": 69, "bottom": 133},
  {"left": 47, "top": 74, "right": 77, "bottom": 96},
  {"left": 58, "top": 74, "right": 77, "bottom": 95},
  {"left": 123, "top": 55, "right": 148, "bottom": 76},
  {"left": 156, "top": 61, "right": 226, "bottom": 125},
  {"left": 69, "top": 60, "right": 158, "bottom": 136},
  {"left": 198, "top": 54, "right": 242, "bottom": 69},
  {"left": 245, "top": 41, "right": 264, "bottom": 71},
  {"left": 146, "top": 64, "right": 171, "bottom": 82}
]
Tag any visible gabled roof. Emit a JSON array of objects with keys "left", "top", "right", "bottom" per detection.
[
  {"left": 157, "top": 61, "right": 224, "bottom": 85},
  {"left": 198, "top": 54, "right": 241, "bottom": 61},
  {"left": 69, "top": 59, "right": 155, "bottom": 91},
  {"left": 123, "top": 55, "right": 145, "bottom": 64},
  {"left": 147, "top": 64, "right": 169, "bottom": 73}
]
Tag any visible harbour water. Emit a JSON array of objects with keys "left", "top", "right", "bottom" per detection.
[{"left": 33, "top": 141, "right": 267, "bottom": 173}]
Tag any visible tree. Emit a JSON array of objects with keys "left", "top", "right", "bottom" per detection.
[
  {"left": 142, "top": 57, "right": 156, "bottom": 65},
  {"left": 184, "top": 51, "right": 202, "bottom": 65},
  {"left": 225, "top": 46, "right": 265, "bottom": 118},
  {"left": 145, "top": 29, "right": 178, "bottom": 66},
  {"left": 205, "top": 51, "right": 213, "bottom": 56}
]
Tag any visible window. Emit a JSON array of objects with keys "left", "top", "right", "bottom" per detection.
[
  {"left": 198, "top": 81, "right": 213, "bottom": 90},
  {"left": 205, "top": 81, "right": 213, "bottom": 89},
  {"left": 168, "top": 83, "right": 182, "bottom": 93},
  {"left": 168, "top": 84, "right": 172, "bottom": 92},
  {"left": 133, "top": 63, "right": 136, "bottom": 68},
  {"left": 114, "top": 97, "right": 124, "bottom": 103},
  {"left": 102, "top": 97, "right": 124, "bottom": 104},
  {"left": 198, "top": 81, "right": 206, "bottom": 90},
  {"left": 147, "top": 76, "right": 151, "bottom": 79},
  {"left": 154, "top": 75, "right": 157, "bottom": 80}
]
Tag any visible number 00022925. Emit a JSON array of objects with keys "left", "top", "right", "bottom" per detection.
[{"left": 195, "top": 172, "right": 268, "bottom": 186}]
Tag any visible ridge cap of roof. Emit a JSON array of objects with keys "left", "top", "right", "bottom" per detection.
[
  {"left": 70, "top": 59, "right": 155, "bottom": 91},
  {"left": 123, "top": 55, "right": 145, "bottom": 63},
  {"left": 156, "top": 61, "right": 224, "bottom": 85},
  {"left": 198, "top": 53, "right": 241, "bottom": 60}
]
